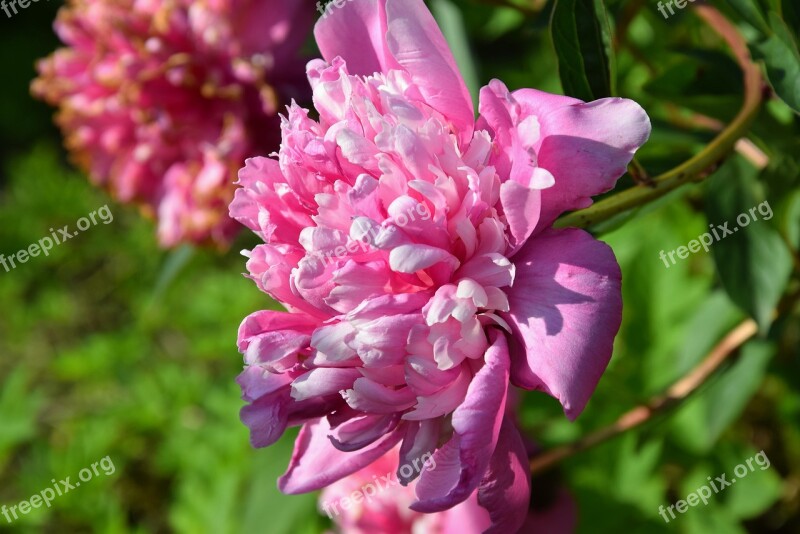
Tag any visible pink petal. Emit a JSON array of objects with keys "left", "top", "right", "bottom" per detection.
[
  {"left": 342, "top": 377, "right": 417, "bottom": 413},
  {"left": 477, "top": 417, "right": 531, "bottom": 533},
  {"left": 241, "top": 391, "right": 343, "bottom": 449},
  {"left": 237, "top": 310, "right": 318, "bottom": 353},
  {"left": 243, "top": 331, "right": 308, "bottom": 371},
  {"left": 329, "top": 412, "right": 401, "bottom": 451},
  {"left": 310, "top": 322, "right": 360, "bottom": 366},
  {"left": 478, "top": 80, "right": 547, "bottom": 187},
  {"left": 438, "top": 491, "right": 492, "bottom": 533},
  {"left": 278, "top": 417, "right": 403, "bottom": 494},
  {"left": 237, "top": 367, "right": 294, "bottom": 403},
  {"left": 314, "top": 0, "right": 395, "bottom": 77},
  {"left": 398, "top": 419, "right": 441, "bottom": 484},
  {"left": 290, "top": 368, "right": 362, "bottom": 401},
  {"left": 240, "top": 390, "right": 291, "bottom": 448},
  {"left": 504, "top": 228, "right": 622, "bottom": 419},
  {"left": 454, "top": 253, "right": 514, "bottom": 288},
  {"left": 500, "top": 179, "right": 542, "bottom": 255},
  {"left": 513, "top": 89, "right": 651, "bottom": 229},
  {"left": 384, "top": 0, "right": 474, "bottom": 142},
  {"left": 390, "top": 244, "right": 459, "bottom": 273},
  {"left": 402, "top": 365, "right": 471, "bottom": 420},
  {"left": 411, "top": 332, "right": 510, "bottom": 512},
  {"left": 353, "top": 314, "right": 424, "bottom": 367}
]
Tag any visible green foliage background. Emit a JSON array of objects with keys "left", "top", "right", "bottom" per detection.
[{"left": 0, "top": 0, "right": 798, "bottom": 532}]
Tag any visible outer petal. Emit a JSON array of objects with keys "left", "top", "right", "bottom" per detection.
[
  {"left": 513, "top": 89, "right": 651, "bottom": 229},
  {"left": 240, "top": 390, "right": 342, "bottom": 449},
  {"left": 316, "top": 0, "right": 474, "bottom": 142},
  {"left": 411, "top": 332, "right": 509, "bottom": 512},
  {"left": 385, "top": 0, "right": 474, "bottom": 141},
  {"left": 315, "top": 0, "right": 394, "bottom": 76},
  {"left": 504, "top": 228, "right": 622, "bottom": 419},
  {"left": 240, "top": 390, "right": 291, "bottom": 448},
  {"left": 237, "top": 310, "right": 318, "bottom": 353},
  {"left": 476, "top": 417, "right": 531, "bottom": 534},
  {"left": 397, "top": 419, "right": 441, "bottom": 484},
  {"left": 278, "top": 417, "right": 403, "bottom": 494}
]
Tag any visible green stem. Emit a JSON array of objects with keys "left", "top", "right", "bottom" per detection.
[{"left": 555, "top": 6, "right": 764, "bottom": 230}]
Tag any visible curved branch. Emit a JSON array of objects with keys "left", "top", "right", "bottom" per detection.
[
  {"left": 555, "top": 6, "right": 763, "bottom": 230},
  {"left": 529, "top": 319, "right": 759, "bottom": 475}
]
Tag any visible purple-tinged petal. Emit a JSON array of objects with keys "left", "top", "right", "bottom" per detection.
[
  {"left": 290, "top": 368, "right": 362, "bottom": 402},
  {"left": 237, "top": 367, "right": 294, "bottom": 403},
  {"left": 342, "top": 377, "right": 417, "bottom": 413},
  {"left": 504, "top": 228, "right": 622, "bottom": 419},
  {"left": 240, "top": 389, "right": 291, "bottom": 448},
  {"left": 477, "top": 416, "right": 531, "bottom": 534},
  {"left": 278, "top": 417, "right": 403, "bottom": 494},
  {"left": 329, "top": 412, "right": 401, "bottom": 451},
  {"left": 402, "top": 366, "right": 471, "bottom": 421},
  {"left": 398, "top": 419, "right": 442, "bottom": 485},
  {"left": 411, "top": 332, "right": 510, "bottom": 512},
  {"left": 237, "top": 310, "right": 317, "bottom": 353},
  {"left": 513, "top": 89, "right": 651, "bottom": 229}
]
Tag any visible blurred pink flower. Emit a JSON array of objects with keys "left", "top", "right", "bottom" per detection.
[
  {"left": 230, "top": 0, "right": 649, "bottom": 530},
  {"left": 32, "top": 0, "right": 313, "bottom": 247},
  {"left": 319, "top": 444, "right": 577, "bottom": 534}
]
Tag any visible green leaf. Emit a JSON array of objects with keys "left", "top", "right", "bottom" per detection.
[
  {"left": 550, "top": 0, "right": 615, "bottom": 100},
  {"left": 725, "top": 0, "right": 772, "bottom": 35},
  {"left": 704, "top": 156, "right": 793, "bottom": 330},
  {"left": 239, "top": 435, "right": 320, "bottom": 534},
  {"left": 613, "top": 435, "right": 667, "bottom": 513},
  {"left": 725, "top": 452, "right": 783, "bottom": 519},
  {"left": 782, "top": 0, "right": 800, "bottom": 38},
  {"left": 643, "top": 50, "right": 743, "bottom": 121},
  {"left": 784, "top": 189, "right": 800, "bottom": 249},
  {"left": 752, "top": 13, "right": 800, "bottom": 113},
  {"left": 717, "top": 443, "right": 784, "bottom": 520},
  {"left": 672, "top": 292, "right": 745, "bottom": 379},
  {"left": 670, "top": 338, "right": 773, "bottom": 454},
  {"left": 679, "top": 464, "right": 747, "bottom": 534},
  {"left": 0, "top": 368, "right": 43, "bottom": 468}
]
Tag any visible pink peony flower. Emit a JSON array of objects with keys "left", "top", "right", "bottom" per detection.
[
  {"left": 32, "top": 0, "right": 313, "bottom": 247},
  {"left": 319, "top": 443, "right": 577, "bottom": 534},
  {"left": 230, "top": 0, "right": 650, "bottom": 530}
]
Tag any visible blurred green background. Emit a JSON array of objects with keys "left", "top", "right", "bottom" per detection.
[{"left": 0, "top": 0, "right": 798, "bottom": 532}]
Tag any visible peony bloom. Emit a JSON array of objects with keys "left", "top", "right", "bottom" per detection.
[
  {"left": 230, "top": 0, "right": 650, "bottom": 530},
  {"left": 32, "top": 0, "right": 313, "bottom": 247},
  {"left": 319, "top": 441, "right": 577, "bottom": 534}
]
